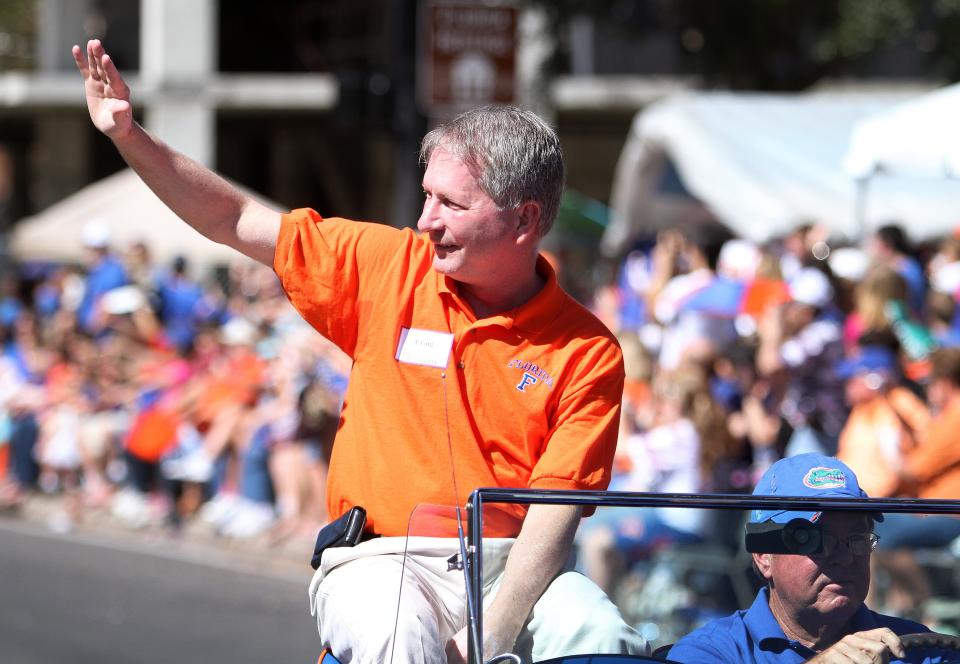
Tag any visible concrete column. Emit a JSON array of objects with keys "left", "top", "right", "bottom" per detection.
[
  {"left": 517, "top": 6, "right": 553, "bottom": 120},
  {"left": 569, "top": 14, "right": 595, "bottom": 76},
  {"left": 37, "top": 0, "right": 93, "bottom": 71},
  {"left": 140, "top": 0, "right": 217, "bottom": 166},
  {"left": 33, "top": 1, "right": 94, "bottom": 208}
]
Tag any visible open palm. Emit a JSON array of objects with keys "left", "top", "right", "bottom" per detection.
[{"left": 71, "top": 39, "right": 133, "bottom": 139}]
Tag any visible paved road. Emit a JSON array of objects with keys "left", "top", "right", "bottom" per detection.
[{"left": 0, "top": 519, "right": 320, "bottom": 664}]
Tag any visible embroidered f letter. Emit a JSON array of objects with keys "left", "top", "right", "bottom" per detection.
[{"left": 516, "top": 372, "right": 539, "bottom": 392}]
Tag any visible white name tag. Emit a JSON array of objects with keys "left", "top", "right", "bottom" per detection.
[{"left": 395, "top": 328, "right": 454, "bottom": 369}]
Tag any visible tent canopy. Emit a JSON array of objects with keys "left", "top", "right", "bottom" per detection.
[
  {"left": 9, "top": 168, "right": 283, "bottom": 270},
  {"left": 603, "top": 89, "right": 960, "bottom": 257},
  {"left": 844, "top": 82, "right": 960, "bottom": 179}
]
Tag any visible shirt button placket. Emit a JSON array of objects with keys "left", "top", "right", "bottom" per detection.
[{"left": 458, "top": 327, "right": 478, "bottom": 371}]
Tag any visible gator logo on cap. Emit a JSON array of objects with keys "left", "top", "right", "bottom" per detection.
[{"left": 803, "top": 467, "right": 847, "bottom": 490}]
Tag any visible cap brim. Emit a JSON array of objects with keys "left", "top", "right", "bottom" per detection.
[{"left": 758, "top": 509, "right": 883, "bottom": 524}]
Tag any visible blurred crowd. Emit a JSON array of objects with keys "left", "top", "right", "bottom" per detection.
[
  {"left": 579, "top": 220, "right": 960, "bottom": 618},
  {"left": 0, "top": 221, "right": 349, "bottom": 544},
  {"left": 3, "top": 215, "right": 960, "bottom": 615}
]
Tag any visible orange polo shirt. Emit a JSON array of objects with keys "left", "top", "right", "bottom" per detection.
[{"left": 274, "top": 209, "right": 624, "bottom": 537}]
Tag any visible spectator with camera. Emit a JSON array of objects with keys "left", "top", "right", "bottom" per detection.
[{"left": 669, "top": 453, "right": 944, "bottom": 663}]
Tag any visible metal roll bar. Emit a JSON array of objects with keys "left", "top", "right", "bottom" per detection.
[{"left": 464, "top": 489, "right": 960, "bottom": 664}]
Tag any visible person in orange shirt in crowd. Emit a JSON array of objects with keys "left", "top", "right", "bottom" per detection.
[
  {"left": 876, "top": 347, "right": 960, "bottom": 546},
  {"left": 160, "top": 317, "right": 267, "bottom": 485},
  {"left": 835, "top": 345, "right": 930, "bottom": 499},
  {"left": 863, "top": 347, "right": 960, "bottom": 616},
  {"left": 739, "top": 247, "right": 791, "bottom": 327},
  {"left": 74, "top": 40, "right": 646, "bottom": 663}
]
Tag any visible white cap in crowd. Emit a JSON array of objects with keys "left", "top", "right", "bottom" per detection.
[
  {"left": 788, "top": 267, "right": 833, "bottom": 308},
  {"left": 717, "top": 239, "right": 760, "bottom": 281},
  {"left": 100, "top": 286, "right": 147, "bottom": 315},
  {"left": 220, "top": 317, "right": 259, "bottom": 346},
  {"left": 828, "top": 247, "right": 870, "bottom": 282},
  {"left": 81, "top": 220, "right": 111, "bottom": 249},
  {"left": 932, "top": 261, "right": 960, "bottom": 296}
]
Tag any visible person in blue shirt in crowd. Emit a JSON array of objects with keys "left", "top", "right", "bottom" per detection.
[
  {"left": 669, "top": 453, "right": 947, "bottom": 664},
  {"left": 157, "top": 255, "right": 205, "bottom": 354},
  {"left": 0, "top": 273, "right": 23, "bottom": 328},
  {"left": 870, "top": 224, "right": 926, "bottom": 318},
  {"left": 76, "top": 220, "right": 128, "bottom": 334}
]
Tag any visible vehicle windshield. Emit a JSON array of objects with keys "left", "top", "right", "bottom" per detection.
[{"left": 398, "top": 493, "right": 960, "bottom": 664}]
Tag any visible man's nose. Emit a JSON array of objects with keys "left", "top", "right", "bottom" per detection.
[{"left": 417, "top": 198, "right": 440, "bottom": 233}]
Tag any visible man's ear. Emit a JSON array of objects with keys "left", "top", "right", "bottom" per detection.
[
  {"left": 752, "top": 552, "right": 774, "bottom": 581},
  {"left": 515, "top": 201, "right": 542, "bottom": 240}
]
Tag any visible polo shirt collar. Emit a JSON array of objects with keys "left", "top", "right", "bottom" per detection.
[
  {"left": 513, "top": 255, "right": 564, "bottom": 332},
  {"left": 746, "top": 587, "right": 878, "bottom": 658},
  {"left": 745, "top": 587, "right": 815, "bottom": 657},
  {"left": 848, "top": 603, "right": 880, "bottom": 632},
  {"left": 438, "top": 254, "right": 563, "bottom": 332}
]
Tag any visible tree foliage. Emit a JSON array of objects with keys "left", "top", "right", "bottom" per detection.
[
  {"left": 0, "top": 0, "right": 36, "bottom": 71},
  {"left": 528, "top": 0, "right": 960, "bottom": 90}
]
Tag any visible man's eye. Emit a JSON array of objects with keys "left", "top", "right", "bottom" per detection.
[{"left": 821, "top": 532, "right": 877, "bottom": 555}]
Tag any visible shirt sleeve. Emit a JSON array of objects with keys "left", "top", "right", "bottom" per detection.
[
  {"left": 273, "top": 208, "right": 411, "bottom": 358},
  {"left": 665, "top": 609, "right": 753, "bottom": 663},
  {"left": 527, "top": 337, "right": 624, "bottom": 494}
]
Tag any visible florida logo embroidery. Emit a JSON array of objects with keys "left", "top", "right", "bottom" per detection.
[
  {"left": 803, "top": 467, "right": 847, "bottom": 490},
  {"left": 517, "top": 373, "right": 538, "bottom": 391},
  {"left": 507, "top": 359, "right": 555, "bottom": 392}
]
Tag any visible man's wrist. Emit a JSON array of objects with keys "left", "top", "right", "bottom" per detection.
[{"left": 109, "top": 119, "right": 141, "bottom": 146}]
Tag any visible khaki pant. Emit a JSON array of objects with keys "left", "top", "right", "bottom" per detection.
[{"left": 309, "top": 536, "right": 647, "bottom": 663}]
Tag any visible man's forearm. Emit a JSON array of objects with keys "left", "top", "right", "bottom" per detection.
[
  {"left": 73, "top": 40, "right": 281, "bottom": 266},
  {"left": 480, "top": 504, "right": 581, "bottom": 657},
  {"left": 113, "top": 124, "right": 279, "bottom": 266}
]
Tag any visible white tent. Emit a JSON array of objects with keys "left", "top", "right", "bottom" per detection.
[
  {"left": 9, "top": 168, "right": 282, "bottom": 269},
  {"left": 602, "top": 89, "right": 960, "bottom": 257},
  {"left": 844, "top": 82, "right": 960, "bottom": 179}
]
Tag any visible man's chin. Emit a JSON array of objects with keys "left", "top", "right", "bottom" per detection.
[{"left": 432, "top": 257, "right": 460, "bottom": 277}]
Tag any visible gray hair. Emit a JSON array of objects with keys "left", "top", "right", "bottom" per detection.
[{"left": 419, "top": 105, "right": 565, "bottom": 237}]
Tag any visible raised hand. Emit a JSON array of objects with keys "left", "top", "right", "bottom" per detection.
[{"left": 71, "top": 39, "right": 134, "bottom": 140}]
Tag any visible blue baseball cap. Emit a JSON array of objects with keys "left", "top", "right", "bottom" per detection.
[
  {"left": 835, "top": 345, "right": 898, "bottom": 380},
  {"left": 749, "top": 453, "right": 882, "bottom": 524}
]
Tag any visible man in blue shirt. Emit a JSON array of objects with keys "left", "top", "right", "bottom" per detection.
[
  {"left": 157, "top": 255, "right": 205, "bottom": 353},
  {"left": 669, "top": 454, "right": 946, "bottom": 664},
  {"left": 77, "top": 221, "right": 128, "bottom": 334}
]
